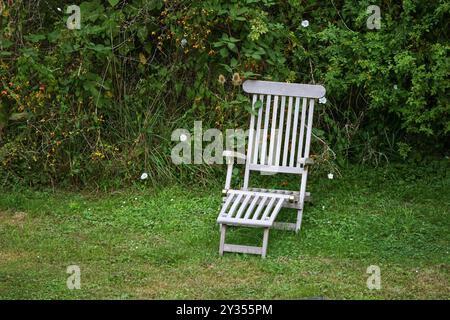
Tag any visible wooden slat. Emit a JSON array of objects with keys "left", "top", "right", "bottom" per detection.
[
  {"left": 252, "top": 95, "right": 264, "bottom": 164},
  {"left": 289, "top": 97, "right": 301, "bottom": 167},
  {"left": 244, "top": 95, "right": 258, "bottom": 188},
  {"left": 275, "top": 95, "right": 285, "bottom": 166},
  {"left": 282, "top": 96, "right": 292, "bottom": 166},
  {"left": 252, "top": 196, "right": 268, "bottom": 220},
  {"left": 267, "top": 198, "right": 285, "bottom": 222},
  {"left": 243, "top": 80, "right": 326, "bottom": 98},
  {"left": 243, "top": 194, "right": 260, "bottom": 220},
  {"left": 303, "top": 99, "right": 315, "bottom": 158},
  {"left": 249, "top": 164, "right": 304, "bottom": 175},
  {"left": 260, "top": 197, "right": 276, "bottom": 221},
  {"left": 227, "top": 189, "right": 292, "bottom": 200},
  {"left": 260, "top": 95, "right": 271, "bottom": 165},
  {"left": 272, "top": 222, "right": 297, "bottom": 231},
  {"left": 223, "top": 244, "right": 262, "bottom": 255},
  {"left": 218, "top": 217, "right": 272, "bottom": 228},
  {"left": 296, "top": 97, "right": 308, "bottom": 167},
  {"left": 268, "top": 95, "right": 279, "bottom": 166},
  {"left": 226, "top": 193, "right": 243, "bottom": 218},
  {"left": 235, "top": 194, "right": 252, "bottom": 219},
  {"left": 219, "top": 193, "right": 235, "bottom": 216}
]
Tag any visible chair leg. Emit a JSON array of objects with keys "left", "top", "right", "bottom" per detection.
[
  {"left": 261, "top": 228, "right": 270, "bottom": 258},
  {"left": 295, "top": 209, "right": 303, "bottom": 233},
  {"left": 219, "top": 224, "right": 227, "bottom": 256}
]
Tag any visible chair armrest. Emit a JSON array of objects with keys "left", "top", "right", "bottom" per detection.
[
  {"left": 222, "top": 150, "right": 246, "bottom": 161},
  {"left": 298, "top": 157, "right": 314, "bottom": 166}
]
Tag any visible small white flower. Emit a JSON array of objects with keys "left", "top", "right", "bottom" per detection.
[
  {"left": 170, "top": 198, "right": 174, "bottom": 202},
  {"left": 319, "top": 97, "right": 327, "bottom": 104},
  {"left": 327, "top": 173, "right": 334, "bottom": 180},
  {"left": 301, "top": 20, "right": 309, "bottom": 28},
  {"left": 180, "top": 134, "right": 187, "bottom": 142},
  {"left": 394, "top": 85, "right": 398, "bottom": 90},
  {"left": 180, "top": 38, "right": 188, "bottom": 48},
  {"left": 57, "top": 7, "right": 62, "bottom": 12},
  {"left": 140, "top": 172, "right": 148, "bottom": 180},
  {"left": 134, "top": 197, "right": 138, "bottom": 200},
  {"left": 322, "top": 205, "right": 325, "bottom": 210}
]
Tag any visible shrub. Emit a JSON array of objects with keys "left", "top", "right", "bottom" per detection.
[{"left": 0, "top": 0, "right": 448, "bottom": 187}]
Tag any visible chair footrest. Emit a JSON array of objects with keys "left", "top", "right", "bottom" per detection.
[{"left": 217, "top": 189, "right": 289, "bottom": 227}]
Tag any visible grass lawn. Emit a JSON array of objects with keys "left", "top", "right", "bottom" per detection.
[{"left": 0, "top": 164, "right": 449, "bottom": 299}]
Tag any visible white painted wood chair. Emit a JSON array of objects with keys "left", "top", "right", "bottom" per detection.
[{"left": 217, "top": 80, "right": 326, "bottom": 258}]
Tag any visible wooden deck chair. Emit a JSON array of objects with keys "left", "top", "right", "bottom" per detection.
[{"left": 217, "top": 80, "right": 326, "bottom": 258}]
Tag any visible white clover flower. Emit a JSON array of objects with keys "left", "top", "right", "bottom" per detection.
[
  {"left": 301, "top": 20, "right": 309, "bottom": 28},
  {"left": 180, "top": 38, "right": 188, "bottom": 48},
  {"left": 327, "top": 173, "right": 334, "bottom": 180},
  {"left": 140, "top": 172, "right": 148, "bottom": 180},
  {"left": 319, "top": 97, "right": 327, "bottom": 104}
]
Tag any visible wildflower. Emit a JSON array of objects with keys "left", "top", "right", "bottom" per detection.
[
  {"left": 140, "top": 172, "right": 148, "bottom": 180},
  {"left": 327, "top": 173, "right": 334, "bottom": 180},
  {"left": 231, "top": 73, "right": 242, "bottom": 86},
  {"left": 180, "top": 38, "right": 188, "bottom": 48},
  {"left": 218, "top": 74, "right": 226, "bottom": 85},
  {"left": 319, "top": 97, "right": 327, "bottom": 104},
  {"left": 301, "top": 20, "right": 309, "bottom": 28},
  {"left": 393, "top": 85, "right": 398, "bottom": 90}
]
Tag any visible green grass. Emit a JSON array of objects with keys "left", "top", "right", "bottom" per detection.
[{"left": 0, "top": 164, "right": 449, "bottom": 299}]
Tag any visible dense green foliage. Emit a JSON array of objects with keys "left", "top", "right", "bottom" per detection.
[{"left": 0, "top": 0, "right": 449, "bottom": 187}]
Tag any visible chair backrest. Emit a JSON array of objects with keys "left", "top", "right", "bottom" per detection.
[{"left": 242, "top": 80, "right": 325, "bottom": 184}]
